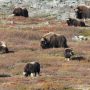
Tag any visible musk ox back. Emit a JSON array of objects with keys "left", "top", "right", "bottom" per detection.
[
  {"left": 0, "top": 41, "right": 9, "bottom": 54},
  {"left": 66, "top": 18, "right": 85, "bottom": 27},
  {"left": 23, "top": 62, "right": 40, "bottom": 77},
  {"left": 40, "top": 32, "right": 68, "bottom": 49},
  {"left": 75, "top": 5, "right": 90, "bottom": 19},
  {"left": 13, "top": 7, "right": 28, "bottom": 17}
]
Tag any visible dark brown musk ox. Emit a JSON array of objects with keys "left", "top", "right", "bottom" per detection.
[
  {"left": 40, "top": 32, "right": 68, "bottom": 49},
  {"left": 66, "top": 18, "right": 86, "bottom": 27},
  {"left": 0, "top": 41, "right": 9, "bottom": 54},
  {"left": 13, "top": 7, "right": 29, "bottom": 17},
  {"left": 23, "top": 62, "right": 40, "bottom": 77},
  {"left": 75, "top": 5, "right": 90, "bottom": 19}
]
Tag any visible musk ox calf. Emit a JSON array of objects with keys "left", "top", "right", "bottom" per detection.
[
  {"left": 66, "top": 18, "right": 85, "bottom": 27},
  {"left": 40, "top": 32, "right": 68, "bottom": 49},
  {"left": 64, "top": 48, "right": 74, "bottom": 61},
  {"left": 23, "top": 62, "right": 40, "bottom": 77},
  {"left": 0, "top": 41, "right": 9, "bottom": 54},
  {"left": 75, "top": 5, "right": 90, "bottom": 19},
  {"left": 13, "top": 7, "right": 28, "bottom": 17}
]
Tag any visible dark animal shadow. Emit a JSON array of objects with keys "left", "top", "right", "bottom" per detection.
[
  {"left": 0, "top": 74, "right": 11, "bottom": 77},
  {"left": 70, "top": 55, "right": 85, "bottom": 61},
  {"left": 0, "top": 50, "right": 14, "bottom": 54},
  {"left": 85, "top": 25, "right": 90, "bottom": 27},
  {"left": 8, "top": 50, "right": 14, "bottom": 53}
]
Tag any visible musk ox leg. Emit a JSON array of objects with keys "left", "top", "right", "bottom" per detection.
[
  {"left": 5, "top": 47, "right": 9, "bottom": 53},
  {"left": 23, "top": 72, "right": 28, "bottom": 77},
  {"left": 37, "top": 69, "right": 40, "bottom": 76},
  {"left": 65, "top": 58, "right": 70, "bottom": 61},
  {"left": 23, "top": 72, "right": 29, "bottom": 77},
  {"left": 65, "top": 58, "right": 69, "bottom": 61},
  {"left": 31, "top": 73, "right": 35, "bottom": 77},
  {"left": 80, "top": 21, "right": 85, "bottom": 27},
  {"left": 67, "top": 58, "right": 70, "bottom": 61},
  {"left": 23, "top": 72, "right": 26, "bottom": 76}
]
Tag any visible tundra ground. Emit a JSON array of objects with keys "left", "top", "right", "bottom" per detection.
[{"left": 0, "top": 16, "right": 90, "bottom": 90}]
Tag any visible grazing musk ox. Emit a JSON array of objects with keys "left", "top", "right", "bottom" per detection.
[
  {"left": 0, "top": 41, "right": 9, "bottom": 54},
  {"left": 66, "top": 18, "right": 86, "bottom": 27},
  {"left": 40, "top": 32, "right": 68, "bottom": 49},
  {"left": 23, "top": 62, "right": 40, "bottom": 77},
  {"left": 75, "top": 5, "right": 90, "bottom": 19},
  {"left": 13, "top": 7, "right": 28, "bottom": 17}
]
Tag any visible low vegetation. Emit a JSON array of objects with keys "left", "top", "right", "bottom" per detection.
[{"left": 0, "top": 15, "right": 89, "bottom": 90}]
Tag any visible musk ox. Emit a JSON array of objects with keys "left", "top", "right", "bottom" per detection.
[
  {"left": 40, "top": 32, "right": 68, "bottom": 49},
  {"left": 13, "top": 7, "right": 28, "bottom": 17},
  {"left": 0, "top": 41, "right": 9, "bottom": 54},
  {"left": 23, "top": 62, "right": 40, "bottom": 77},
  {"left": 75, "top": 5, "right": 90, "bottom": 19},
  {"left": 64, "top": 48, "right": 74, "bottom": 61},
  {"left": 66, "top": 18, "right": 86, "bottom": 27}
]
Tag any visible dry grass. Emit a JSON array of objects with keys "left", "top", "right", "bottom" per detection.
[{"left": 0, "top": 16, "right": 89, "bottom": 90}]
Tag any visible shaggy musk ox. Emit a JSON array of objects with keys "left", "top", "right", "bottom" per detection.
[
  {"left": 23, "top": 62, "right": 40, "bottom": 77},
  {"left": 0, "top": 41, "right": 9, "bottom": 54},
  {"left": 66, "top": 18, "right": 85, "bottom": 27},
  {"left": 13, "top": 7, "right": 28, "bottom": 17},
  {"left": 75, "top": 5, "right": 90, "bottom": 19},
  {"left": 40, "top": 32, "right": 68, "bottom": 49}
]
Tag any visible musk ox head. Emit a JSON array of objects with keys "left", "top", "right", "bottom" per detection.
[
  {"left": 0, "top": 41, "right": 9, "bottom": 54},
  {"left": 75, "top": 6, "right": 83, "bottom": 19},
  {"left": 75, "top": 5, "right": 89, "bottom": 19},
  {"left": 13, "top": 7, "right": 28, "bottom": 17},
  {"left": 22, "top": 8, "right": 28, "bottom": 17},
  {"left": 66, "top": 18, "right": 73, "bottom": 26},
  {"left": 40, "top": 37, "right": 50, "bottom": 49},
  {"left": 64, "top": 48, "right": 74, "bottom": 61},
  {"left": 23, "top": 62, "right": 40, "bottom": 77}
]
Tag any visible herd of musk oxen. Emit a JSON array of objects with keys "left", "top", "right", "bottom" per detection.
[{"left": 0, "top": 5, "right": 89, "bottom": 77}]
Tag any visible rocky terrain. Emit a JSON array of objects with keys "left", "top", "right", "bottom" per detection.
[{"left": 0, "top": 0, "right": 90, "bottom": 19}]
